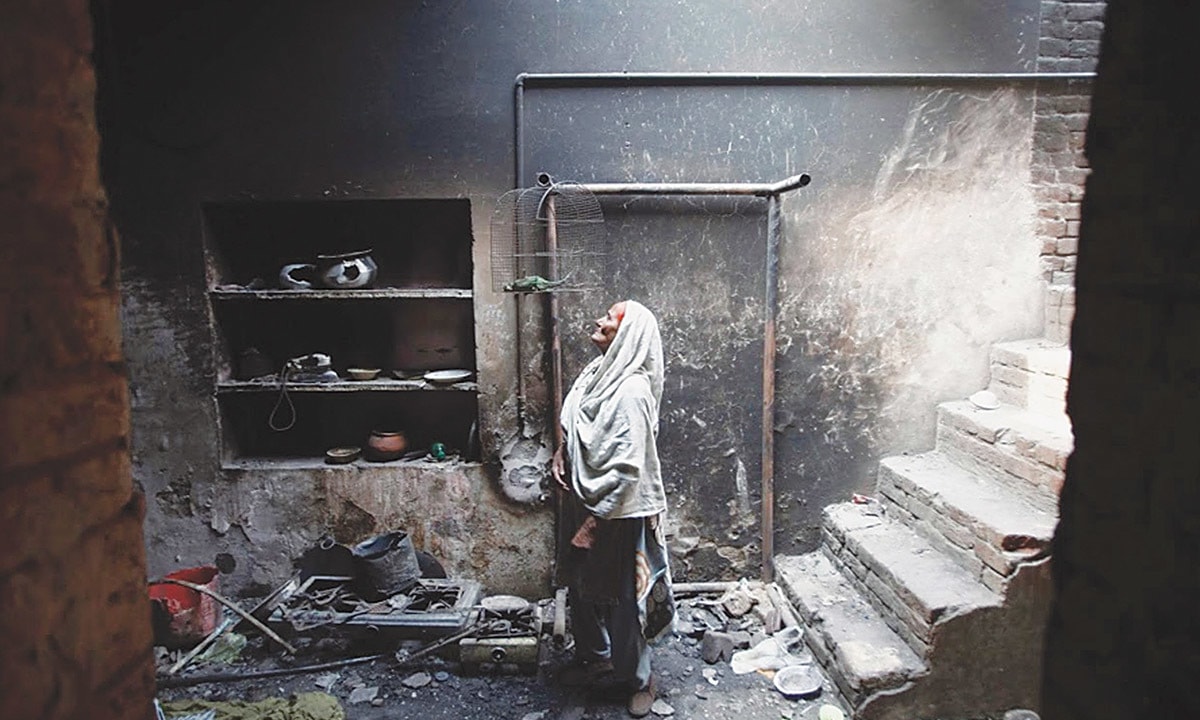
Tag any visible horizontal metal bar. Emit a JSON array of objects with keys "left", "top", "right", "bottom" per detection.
[
  {"left": 566, "top": 173, "right": 811, "bottom": 198},
  {"left": 278, "top": 610, "right": 474, "bottom": 628},
  {"left": 516, "top": 71, "right": 1095, "bottom": 88}
]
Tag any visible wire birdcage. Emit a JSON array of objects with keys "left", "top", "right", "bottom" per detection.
[{"left": 489, "top": 181, "right": 605, "bottom": 293}]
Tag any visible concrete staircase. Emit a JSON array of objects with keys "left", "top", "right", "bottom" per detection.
[{"left": 775, "top": 338, "right": 1072, "bottom": 720}]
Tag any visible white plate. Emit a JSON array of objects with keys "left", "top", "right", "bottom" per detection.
[
  {"left": 969, "top": 389, "right": 1000, "bottom": 410},
  {"left": 424, "top": 369, "right": 472, "bottom": 384}
]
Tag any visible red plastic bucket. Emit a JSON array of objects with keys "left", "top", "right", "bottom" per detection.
[{"left": 148, "top": 565, "right": 220, "bottom": 648}]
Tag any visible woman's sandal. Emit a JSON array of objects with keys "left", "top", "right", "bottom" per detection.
[{"left": 627, "top": 674, "right": 656, "bottom": 718}]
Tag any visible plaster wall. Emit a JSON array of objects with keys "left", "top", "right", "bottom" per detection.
[{"left": 98, "top": 0, "right": 1051, "bottom": 594}]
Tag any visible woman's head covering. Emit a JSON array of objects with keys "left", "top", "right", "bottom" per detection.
[
  {"left": 561, "top": 300, "right": 666, "bottom": 519},
  {"left": 578, "top": 300, "right": 663, "bottom": 420}
]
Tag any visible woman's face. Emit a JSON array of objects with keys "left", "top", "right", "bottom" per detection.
[{"left": 590, "top": 302, "right": 626, "bottom": 353}]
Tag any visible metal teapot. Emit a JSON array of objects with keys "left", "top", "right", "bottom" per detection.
[
  {"left": 278, "top": 249, "right": 378, "bottom": 290},
  {"left": 317, "top": 249, "right": 377, "bottom": 289}
]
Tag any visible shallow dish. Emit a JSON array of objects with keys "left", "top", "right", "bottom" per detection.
[
  {"left": 969, "top": 389, "right": 1000, "bottom": 410},
  {"left": 324, "top": 446, "right": 362, "bottom": 464},
  {"left": 346, "top": 367, "right": 381, "bottom": 381},
  {"left": 773, "top": 664, "right": 822, "bottom": 698},
  {"left": 424, "top": 369, "right": 473, "bottom": 384},
  {"left": 392, "top": 369, "right": 425, "bottom": 380}
]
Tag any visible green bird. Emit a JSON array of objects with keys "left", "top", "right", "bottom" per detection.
[{"left": 503, "top": 272, "right": 572, "bottom": 292}]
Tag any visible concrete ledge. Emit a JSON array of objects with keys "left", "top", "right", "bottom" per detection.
[
  {"left": 213, "top": 462, "right": 553, "bottom": 598},
  {"left": 988, "top": 361, "right": 1070, "bottom": 417},
  {"left": 878, "top": 452, "right": 1058, "bottom": 582},
  {"left": 936, "top": 400, "right": 1072, "bottom": 500},
  {"left": 990, "top": 338, "right": 1071, "bottom": 378},
  {"left": 823, "top": 504, "right": 1001, "bottom": 651},
  {"left": 775, "top": 552, "right": 926, "bottom": 707}
]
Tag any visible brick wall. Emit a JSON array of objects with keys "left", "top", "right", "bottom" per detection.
[
  {"left": 1033, "top": 1, "right": 1105, "bottom": 343},
  {"left": 0, "top": 1, "right": 155, "bottom": 718},
  {"left": 1042, "top": 1, "right": 1200, "bottom": 718}
]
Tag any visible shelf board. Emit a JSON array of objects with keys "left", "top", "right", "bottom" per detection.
[
  {"left": 210, "top": 287, "right": 473, "bottom": 300},
  {"left": 221, "top": 456, "right": 483, "bottom": 471},
  {"left": 216, "top": 379, "right": 478, "bottom": 393}
]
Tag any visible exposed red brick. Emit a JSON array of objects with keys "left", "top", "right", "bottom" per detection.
[
  {"left": 0, "top": 292, "right": 123, "bottom": 378},
  {"left": 0, "top": 107, "right": 103, "bottom": 203},
  {"left": 0, "top": 199, "right": 117, "bottom": 293},
  {"left": 0, "top": 370, "right": 129, "bottom": 476},
  {"left": 0, "top": 444, "right": 133, "bottom": 576},
  {"left": 0, "top": 0, "right": 151, "bottom": 718}
]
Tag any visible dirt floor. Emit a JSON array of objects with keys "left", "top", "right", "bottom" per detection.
[{"left": 154, "top": 589, "right": 851, "bottom": 720}]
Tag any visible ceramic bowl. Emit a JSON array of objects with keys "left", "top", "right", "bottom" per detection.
[
  {"left": 324, "top": 446, "right": 362, "bottom": 465},
  {"left": 346, "top": 367, "right": 381, "bottom": 381}
]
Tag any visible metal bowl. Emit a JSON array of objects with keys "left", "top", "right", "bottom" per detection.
[
  {"left": 324, "top": 446, "right": 362, "bottom": 465},
  {"left": 773, "top": 664, "right": 822, "bottom": 698}
]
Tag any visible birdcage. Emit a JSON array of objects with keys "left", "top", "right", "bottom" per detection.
[{"left": 489, "top": 179, "right": 605, "bottom": 294}]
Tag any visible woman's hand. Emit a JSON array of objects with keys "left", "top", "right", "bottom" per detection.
[{"left": 552, "top": 445, "right": 568, "bottom": 491}]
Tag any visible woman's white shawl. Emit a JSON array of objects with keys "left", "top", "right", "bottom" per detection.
[{"left": 561, "top": 300, "right": 666, "bottom": 519}]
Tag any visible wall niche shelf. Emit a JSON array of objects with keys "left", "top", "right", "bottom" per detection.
[
  {"left": 202, "top": 198, "right": 478, "bottom": 466},
  {"left": 210, "top": 288, "right": 473, "bottom": 300},
  {"left": 221, "top": 456, "right": 484, "bottom": 472},
  {"left": 215, "top": 380, "right": 479, "bottom": 393}
]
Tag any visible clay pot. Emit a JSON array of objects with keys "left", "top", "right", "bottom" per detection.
[{"left": 364, "top": 430, "right": 408, "bottom": 462}]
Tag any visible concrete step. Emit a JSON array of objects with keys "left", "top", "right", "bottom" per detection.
[
  {"left": 775, "top": 551, "right": 926, "bottom": 709},
  {"left": 822, "top": 503, "right": 1002, "bottom": 658},
  {"left": 988, "top": 339, "right": 1071, "bottom": 417},
  {"left": 877, "top": 451, "right": 1058, "bottom": 593},
  {"left": 935, "top": 399, "right": 1072, "bottom": 503}
]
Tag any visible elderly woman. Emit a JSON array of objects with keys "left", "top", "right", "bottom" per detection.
[{"left": 552, "top": 299, "right": 675, "bottom": 718}]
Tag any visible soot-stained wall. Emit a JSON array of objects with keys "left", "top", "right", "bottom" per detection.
[
  {"left": 99, "top": 0, "right": 1048, "bottom": 593},
  {"left": 542, "top": 83, "right": 1043, "bottom": 566}
]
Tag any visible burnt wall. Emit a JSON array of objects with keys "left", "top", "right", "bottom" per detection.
[{"left": 98, "top": 0, "right": 1059, "bottom": 592}]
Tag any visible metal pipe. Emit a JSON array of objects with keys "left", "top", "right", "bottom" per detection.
[
  {"left": 547, "top": 196, "right": 564, "bottom": 450},
  {"left": 761, "top": 193, "right": 781, "bottom": 584},
  {"left": 767, "top": 583, "right": 802, "bottom": 629},
  {"left": 579, "top": 174, "right": 810, "bottom": 197},
  {"left": 516, "top": 70, "right": 1094, "bottom": 88},
  {"left": 673, "top": 581, "right": 744, "bottom": 594},
  {"left": 546, "top": 195, "right": 566, "bottom": 586},
  {"left": 514, "top": 80, "right": 528, "bottom": 432},
  {"left": 156, "top": 652, "right": 387, "bottom": 689}
]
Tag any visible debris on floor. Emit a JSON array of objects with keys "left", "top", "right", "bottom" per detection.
[{"left": 151, "top": 537, "right": 850, "bottom": 719}]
